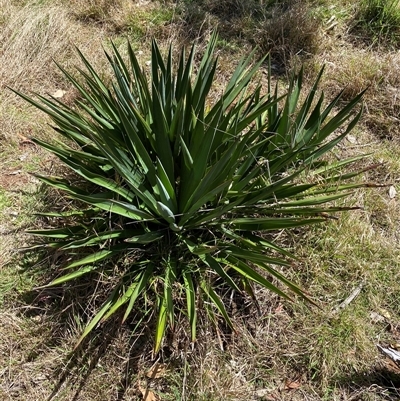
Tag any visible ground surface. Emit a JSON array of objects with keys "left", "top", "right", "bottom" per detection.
[{"left": 1, "top": 0, "right": 400, "bottom": 400}]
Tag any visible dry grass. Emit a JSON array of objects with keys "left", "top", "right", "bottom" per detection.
[
  {"left": 178, "top": 0, "right": 322, "bottom": 70},
  {"left": 0, "top": 1, "right": 71, "bottom": 92},
  {"left": 65, "top": 0, "right": 131, "bottom": 24},
  {"left": 316, "top": 45, "right": 400, "bottom": 140},
  {"left": 1, "top": 0, "right": 400, "bottom": 400},
  {"left": 252, "top": 0, "right": 322, "bottom": 70},
  {"left": 62, "top": 0, "right": 180, "bottom": 48},
  {"left": 0, "top": 0, "right": 117, "bottom": 147}
]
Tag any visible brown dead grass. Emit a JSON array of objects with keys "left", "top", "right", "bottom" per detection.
[
  {"left": 253, "top": 1, "right": 322, "bottom": 70},
  {"left": 317, "top": 46, "right": 400, "bottom": 140},
  {"left": 0, "top": 0, "right": 117, "bottom": 145},
  {"left": 179, "top": 0, "right": 322, "bottom": 71},
  {"left": 64, "top": 0, "right": 136, "bottom": 32},
  {"left": 0, "top": 2, "right": 75, "bottom": 93}
]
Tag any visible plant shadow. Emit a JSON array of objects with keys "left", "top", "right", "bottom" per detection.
[
  {"left": 19, "top": 259, "right": 156, "bottom": 401},
  {"left": 335, "top": 364, "right": 400, "bottom": 400},
  {"left": 176, "top": 0, "right": 321, "bottom": 73}
]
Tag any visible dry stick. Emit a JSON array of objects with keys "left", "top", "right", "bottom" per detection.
[
  {"left": 331, "top": 281, "right": 364, "bottom": 315},
  {"left": 377, "top": 345, "right": 400, "bottom": 367},
  {"left": 181, "top": 349, "right": 188, "bottom": 401}
]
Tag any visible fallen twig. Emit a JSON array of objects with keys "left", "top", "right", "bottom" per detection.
[
  {"left": 331, "top": 281, "right": 364, "bottom": 315},
  {"left": 377, "top": 345, "right": 400, "bottom": 367}
]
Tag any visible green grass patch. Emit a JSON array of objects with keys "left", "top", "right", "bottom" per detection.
[
  {"left": 354, "top": 0, "right": 400, "bottom": 47},
  {"left": 125, "top": 5, "right": 175, "bottom": 40}
]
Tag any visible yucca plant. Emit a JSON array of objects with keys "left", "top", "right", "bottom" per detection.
[{"left": 14, "top": 33, "right": 369, "bottom": 354}]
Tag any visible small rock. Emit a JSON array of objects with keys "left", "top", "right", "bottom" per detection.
[
  {"left": 255, "top": 389, "right": 272, "bottom": 398},
  {"left": 389, "top": 185, "right": 397, "bottom": 199},
  {"left": 370, "top": 311, "right": 386, "bottom": 324},
  {"left": 347, "top": 134, "right": 357, "bottom": 144},
  {"left": 52, "top": 89, "right": 66, "bottom": 98},
  {"left": 7, "top": 170, "right": 22, "bottom": 175}
]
